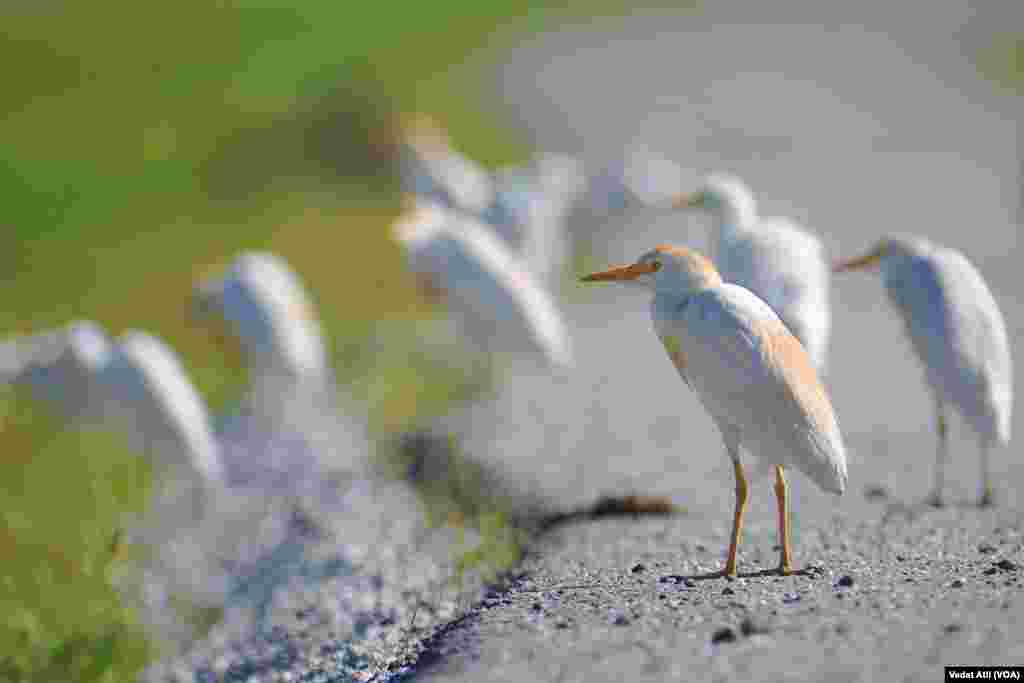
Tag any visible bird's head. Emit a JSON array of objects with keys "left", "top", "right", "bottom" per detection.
[
  {"left": 580, "top": 245, "right": 722, "bottom": 296},
  {"left": 670, "top": 173, "right": 756, "bottom": 225}
]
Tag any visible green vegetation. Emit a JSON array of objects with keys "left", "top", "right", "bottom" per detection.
[{"left": 0, "top": 395, "right": 154, "bottom": 681}]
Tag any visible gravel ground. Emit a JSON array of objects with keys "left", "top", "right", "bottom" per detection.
[{"left": 400, "top": 488, "right": 1024, "bottom": 682}]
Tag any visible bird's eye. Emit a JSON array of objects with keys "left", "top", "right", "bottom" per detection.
[{"left": 650, "top": 261, "right": 662, "bottom": 272}]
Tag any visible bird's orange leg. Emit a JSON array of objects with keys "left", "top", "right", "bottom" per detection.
[
  {"left": 775, "top": 464, "right": 794, "bottom": 576},
  {"left": 724, "top": 460, "right": 748, "bottom": 578}
]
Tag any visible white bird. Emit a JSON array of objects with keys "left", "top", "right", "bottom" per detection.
[
  {"left": 485, "top": 153, "right": 588, "bottom": 289},
  {"left": 192, "top": 251, "right": 369, "bottom": 482},
  {"left": 670, "top": 174, "right": 831, "bottom": 373},
  {"left": 400, "top": 114, "right": 495, "bottom": 217},
  {"left": 834, "top": 236, "right": 1012, "bottom": 507},
  {"left": 393, "top": 200, "right": 575, "bottom": 371},
  {"left": 2, "top": 321, "right": 223, "bottom": 488},
  {"left": 581, "top": 245, "right": 847, "bottom": 576}
]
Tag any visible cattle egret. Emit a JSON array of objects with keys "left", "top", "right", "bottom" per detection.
[
  {"left": 400, "top": 114, "right": 495, "bottom": 216},
  {"left": 671, "top": 174, "right": 831, "bottom": 373},
  {"left": 834, "top": 236, "right": 1012, "bottom": 507},
  {"left": 581, "top": 245, "right": 847, "bottom": 576},
  {"left": 192, "top": 251, "right": 369, "bottom": 479},
  {"left": 484, "top": 153, "right": 587, "bottom": 290},
  {"left": 2, "top": 321, "right": 223, "bottom": 487},
  {"left": 394, "top": 200, "right": 574, "bottom": 370},
  {"left": 193, "top": 251, "right": 329, "bottom": 387}
]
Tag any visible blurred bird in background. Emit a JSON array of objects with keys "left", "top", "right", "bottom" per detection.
[
  {"left": 834, "top": 236, "right": 1012, "bottom": 507},
  {"left": 1, "top": 321, "right": 224, "bottom": 500},
  {"left": 392, "top": 200, "right": 575, "bottom": 373},
  {"left": 581, "top": 245, "right": 847, "bottom": 576},
  {"left": 191, "top": 251, "right": 370, "bottom": 486},
  {"left": 670, "top": 174, "right": 831, "bottom": 374}
]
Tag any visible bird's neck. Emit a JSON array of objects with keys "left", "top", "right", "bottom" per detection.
[{"left": 713, "top": 196, "right": 758, "bottom": 242}]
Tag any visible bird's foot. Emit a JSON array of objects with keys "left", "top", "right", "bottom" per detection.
[
  {"left": 721, "top": 564, "right": 738, "bottom": 580},
  {"left": 978, "top": 489, "right": 995, "bottom": 508},
  {"left": 777, "top": 563, "right": 794, "bottom": 577},
  {"left": 924, "top": 492, "right": 945, "bottom": 508}
]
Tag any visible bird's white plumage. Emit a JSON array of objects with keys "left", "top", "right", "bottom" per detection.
[
  {"left": 193, "top": 251, "right": 370, "bottom": 476},
  {"left": 401, "top": 117, "right": 495, "bottom": 215},
  {"left": 111, "top": 330, "right": 225, "bottom": 484},
  {"left": 3, "top": 321, "right": 225, "bottom": 485},
  {"left": 2, "top": 321, "right": 226, "bottom": 497},
  {"left": 516, "top": 153, "right": 588, "bottom": 288},
  {"left": 685, "top": 174, "right": 831, "bottom": 372},
  {"left": 395, "top": 201, "right": 574, "bottom": 369},
  {"left": 652, "top": 282, "right": 846, "bottom": 493},
  {"left": 876, "top": 237, "right": 1012, "bottom": 447},
  {"left": 195, "top": 251, "right": 328, "bottom": 383}
]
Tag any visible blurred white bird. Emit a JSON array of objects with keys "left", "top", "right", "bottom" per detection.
[
  {"left": 834, "top": 236, "right": 1012, "bottom": 507},
  {"left": 670, "top": 174, "right": 831, "bottom": 373},
  {"left": 400, "top": 114, "right": 495, "bottom": 217},
  {"left": 483, "top": 153, "right": 588, "bottom": 290},
  {"left": 393, "top": 200, "right": 575, "bottom": 371},
  {"left": 582, "top": 245, "right": 847, "bottom": 576},
  {"left": 402, "top": 115, "right": 587, "bottom": 290},
  {"left": 1, "top": 321, "right": 223, "bottom": 488},
  {"left": 192, "top": 251, "right": 369, "bottom": 482}
]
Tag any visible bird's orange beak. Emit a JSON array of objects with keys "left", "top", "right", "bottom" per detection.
[
  {"left": 580, "top": 262, "right": 659, "bottom": 282},
  {"left": 670, "top": 192, "right": 702, "bottom": 210},
  {"left": 833, "top": 244, "right": 885, "bottom": 273}
]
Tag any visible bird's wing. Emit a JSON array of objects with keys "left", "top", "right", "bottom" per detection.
[
  {"left": 403, "top": 206, "right": 573, "bottom": 369},
  {"left": 725, "top": 218, "right": 827, "bottom": 307},
  {"left": 453, "top": 214, "right": 574, "bottom": 369},
  {"left": 106, "top": 332, "right": 224, "bottom": 482},
  {"left": 668, "top": 285, "right": 845, "bottom": 491},
  {"left": 719, "top": 218, "right": 829, "bottom": 364},
  {"left": 932, "top": 248, "right": 1012, "bottom": 443}
]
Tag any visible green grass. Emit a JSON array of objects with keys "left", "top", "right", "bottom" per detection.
[{"left": 0, "top": 394, "right": 155, "bottom": 682}]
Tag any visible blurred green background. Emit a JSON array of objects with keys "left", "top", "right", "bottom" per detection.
[{"left": 0, "top": 2, "right": 1019, "bottom": 680}]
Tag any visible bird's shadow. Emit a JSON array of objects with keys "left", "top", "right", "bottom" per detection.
[
  {"left": 661, "top": 566, "right": 824, "bottom": 583},
  {"left": 880, "top": 498, "right": 995, "bottom": 523}
]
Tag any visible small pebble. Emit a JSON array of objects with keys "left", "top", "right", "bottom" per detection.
[
  {"left": 943, "top": 623, "right": 963, "bottom": 634},
  {"left": 631, "top": 563, "right": 647, "bottom": 574},
  {"left": 864, "top": 484, "right": 889, "bottom": 500},
  {"left": 984, "top": 567, "right": 998, "bottom": 576},
  {"left": 978, "top": 543, "right": 997, "bottom": 554},
  {"left": 711, "top": 627, "right": 737, "bottom": 644},
  {"left": 836, "top": 575, "right": 854, "bottom": 588},
  {"left": 994, "top": 559, "right": 1019, "bottom": 572},
  {"left": 608, "top": 609, "right": 630, "bottom": 626},
  {"left": 951, "top": 578, "right": 965, "bottom": 588},
  {"left": 740, "top": 617, "right": 772, "bottom": 636},
  {"left": 782, "top": 592, "right": 801, "bottom": 604},
  {"left": 722, "top": 587, "right": 735, "bottom": 595}
]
